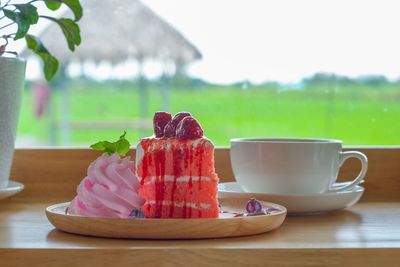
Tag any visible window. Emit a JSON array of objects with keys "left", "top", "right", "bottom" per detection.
[{"left": 16, "top": 0, "right": 400, "bottom": 146}]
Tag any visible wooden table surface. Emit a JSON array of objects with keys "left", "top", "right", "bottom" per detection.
[{"left": 0, "top": 148, "right": 399, "bottom": 266}]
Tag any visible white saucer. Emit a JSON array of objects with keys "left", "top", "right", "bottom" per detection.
[
  {"left": 218, "top": 182, "right": 364, "bottom": 214},
  {"left": 0, "top": 180, "right": 24, "bottom": 200}
]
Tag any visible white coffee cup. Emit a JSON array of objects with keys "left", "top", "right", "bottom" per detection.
[{"left": 230, "top": 138, "right": 368, "bottom": 195}]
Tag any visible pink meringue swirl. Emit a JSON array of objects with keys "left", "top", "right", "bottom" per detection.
[{"left": 67, "top": 153, "right": 145, "bottom": 218}]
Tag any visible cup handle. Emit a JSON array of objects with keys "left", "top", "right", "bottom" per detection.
[{"left": 328, "top": 151, "right": 368, "bottom": 192}]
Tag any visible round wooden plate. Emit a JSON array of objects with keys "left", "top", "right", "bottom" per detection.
[{"left": 46, "top": 198, "right": 287, "bottom": 239}]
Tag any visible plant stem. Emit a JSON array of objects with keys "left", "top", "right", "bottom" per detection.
[
  {"left": 0, "top": 21, "right": 13, "bottom": 30},
  {"left": 1, "top": 0, "right": 37, "bottom": 11},
  {"left": 2, "top": 33, "right": 14, "bottom": 38},
  {"left": 1, "top": 0, "right": 13, "bottom": 9}
]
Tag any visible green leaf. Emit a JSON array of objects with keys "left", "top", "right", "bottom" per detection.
[
  {"left": 57, "top": 18, "right": 81, "bottom": 51},
  {"left": 25, "top": 35, "right": 59, "bottom": 81},
  {"left": 90, "top": 141, "right": 117, "bottom": 155},
  {"left": 26, "top": 35, "right": 48, "bottom": 54},
  {"left": 90, "top": 141, "right": 106, "bottom": 151},
  {"left": 90, "top": 132, "right": 131, "bottom": 157},
  {"left": 116, "top": 139, "right": 130, "bottom": 156},
  {"left": 14, "top": 13, "right": 31, "bottom": 40},
  {"left": 44, "top": 0, "right": 83, "bottom": 21},
  {"left": 103, "top": 141, "right": 116, "bottom": 155},
  {"left": 115, "top": 132, "right": 130, "bottom": 156},
  {"left": 3, "top": 9, "right": 16, "bottom": 21},
  {"left": 42, "top": 17, "right": 81, "bottom": 51},
  {"left": 14, "top": 4, "right": 39, "bottom": 24},
  {"left": 44, "top": 1, "right": 62, "bottom": 11},
  {"left": 42, "top": 54, "right": 59, "bottom": 81},
  {"left": 3, "top": 9, "right": 31, "bottom": 40},
  {"left": 92, "top": 141, "right": 115, "bottom": 155},
  {"left": 4, "top": 5, "right": 39, "bottom": 40}
]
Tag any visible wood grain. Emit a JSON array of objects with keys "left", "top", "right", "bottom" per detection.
[
  {"left": 8, "top": 147, "right": 400, "bottom": 202},
  {"left": 1, "top": 202, "right": 399, "bottom": 266},
  {"left": 0, "top": 249, "right": 399, "bottom": 267}
]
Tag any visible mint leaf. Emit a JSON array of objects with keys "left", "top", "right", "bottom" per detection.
[
  {"left": 103, "top": 141, "right": 116, "bottom": 155},
  {"left": 90, "top": 141, "right": 115, "bottom": 155},
  {"left": 90, "top": 141, "right": 106, "bottom": 151},
  {"left": 90, "top": 132, "right": 131, "bottom": 157},
  {"left": 115, "top": 132, "right": 130, "bottom": 156}
]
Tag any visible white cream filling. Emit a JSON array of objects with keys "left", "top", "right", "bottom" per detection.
[
  {"left": 147, "top": 200, "right": 211, "bottom": 209},
  {"left": 142, "top": 175, "right": 211, "bottom": 184}
]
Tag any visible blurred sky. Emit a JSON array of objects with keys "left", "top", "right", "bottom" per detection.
[
  {"left": 6, "top": 0, "right": 400, "bottom": 84},
  {"left": 146, "top": 0, "right": 400, "bottom": 84}
]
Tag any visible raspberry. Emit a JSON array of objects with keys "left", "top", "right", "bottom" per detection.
[
  {"left": 164, "top": 112, "right": 192, "bottom": 137},
  {"left": 176, "top": 116, "right": 204, "bottom": 140},
  {"left": 153, "top": 111, "right": 172, "bottom": 138}
]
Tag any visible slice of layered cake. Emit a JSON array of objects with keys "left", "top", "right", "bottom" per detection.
[{"left": 136, "top": 112, "right": 220, "bottom": 218}]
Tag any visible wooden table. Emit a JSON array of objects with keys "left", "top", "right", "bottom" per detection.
[{"left": 1, "top": 148, "right": 399, "bottom": 267}]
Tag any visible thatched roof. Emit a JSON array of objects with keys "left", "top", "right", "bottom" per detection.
[{"left": 23, "top": 0, "right": 202, "bottom": 64}]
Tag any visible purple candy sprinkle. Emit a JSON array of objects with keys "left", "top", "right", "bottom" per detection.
[
  {"left": 246, "top": 198, "right": 263, "bottom": 213},
  {"left": 129, "top": 208, "right": 145, "bottom": 218}
]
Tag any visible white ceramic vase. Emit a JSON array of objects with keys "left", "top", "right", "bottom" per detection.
[{"left": 0, "top": 57, "right": 26, "bottom": 188}]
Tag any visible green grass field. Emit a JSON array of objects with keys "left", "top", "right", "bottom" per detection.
[{"left": 17, "top": 81, "right": 400, "bottom": 146}]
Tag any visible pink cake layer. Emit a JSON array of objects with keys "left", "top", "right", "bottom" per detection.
[{"left": 136, "top": 138, "right": 219, "bottom": 218}]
